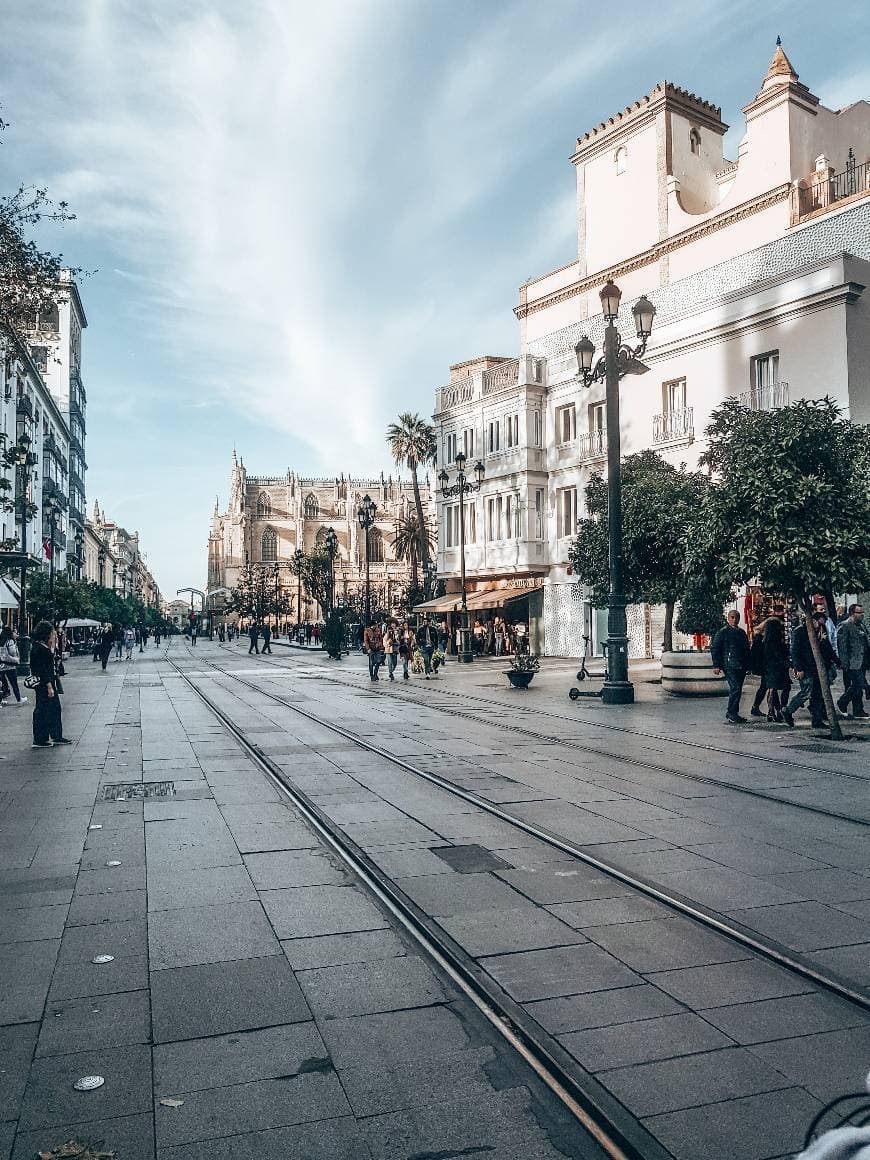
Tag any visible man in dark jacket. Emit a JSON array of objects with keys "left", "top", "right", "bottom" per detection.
[
  {"left": 248, "top": 622, "right": 260, "bottom": 655},
  {"left": 711, "top": 610, "right": 751, "bottom": 724},
  {"left": 262, "top": 623, "right": 272, "bottom": 654},
  {"left": 783, "top": 611, "right": 836, "bottom": 728},
  {"left": 835, "top": 604, "right": 868, "bottom": 719}
]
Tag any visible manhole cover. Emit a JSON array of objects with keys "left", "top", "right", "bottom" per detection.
[
  {"left": 429, "top": 844, "right": 510, "bottom": 874},
  {"left": 102, "top": 781, "right": 175, "bottom": 801}
]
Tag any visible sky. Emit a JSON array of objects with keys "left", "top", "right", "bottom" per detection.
[{"left": 2, "top": 0, "right": 869, "bottom": 597}]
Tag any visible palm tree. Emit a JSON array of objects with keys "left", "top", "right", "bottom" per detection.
[
  {"left": 386, "top": 413, "right": 436, "bottom": 587},
  {"left": 392, "top": 513, "right": 435, "bottom": 592}
]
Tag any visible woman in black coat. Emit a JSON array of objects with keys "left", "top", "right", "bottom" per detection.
[
  {"left": 761, "top": 615, "right": 790, "bottom": 722},
  {"left": 31, "top": 621, "right": 71, "bottom": 748}
]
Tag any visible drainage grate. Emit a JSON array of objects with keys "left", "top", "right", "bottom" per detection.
[
  {"left": 102, "top": 781, "right": 175, "bottom": 801},
  {"left": 429, "top": 844, "right": 510, "bottom": 874}
]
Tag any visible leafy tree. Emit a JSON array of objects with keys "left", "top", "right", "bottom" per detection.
[
  {"left": 386, "top": 413, "right": 436, "bottom": 587},
  {"left": 300, "top": 547, "right": 332, "bottom": 616},
  {"left": 675, "top": 577, "right": 729, "bottom": 640},
  {"left": 570, "top": 451, "right": 709, "bottom": 651},
  {"left": 691, "top": 398, "right": 870, "bottom": 740},
  {"left": 231, "top": 564, "right": 272, "bottom": 621},
  {"left": 392, "top": 512, "right": 435, "bottom": 592},
  {"left": 322, "top": 608, "right": 344, "bottom": 659}
]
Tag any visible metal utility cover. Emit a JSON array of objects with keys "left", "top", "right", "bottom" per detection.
[
  {"left": 429, "top": 844, "right": 511, "bottom": 874},
  {"left": 102, "top": 781, "right": 176, "bottom": 800}
]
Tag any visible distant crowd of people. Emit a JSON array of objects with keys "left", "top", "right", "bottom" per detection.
[
  {"left": 88, "top": 623, "right": 163, "bottom": 668},
  {"left": 712, "top": 599, "right": 868, "bottom": 727}
]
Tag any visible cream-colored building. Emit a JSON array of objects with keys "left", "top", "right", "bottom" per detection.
[
  {"left": 83, "top": 501, "right": 160, "bottom": 609},
  {"left": 209, "top": 452, "right": 433, "bottom": 620},
  {"left": 433, "top": 45, "right": 870, "bottom": 656}
]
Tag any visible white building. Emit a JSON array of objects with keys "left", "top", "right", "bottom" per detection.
[{"left": 432, "top": 44, "right": 870, "bottom": 657}]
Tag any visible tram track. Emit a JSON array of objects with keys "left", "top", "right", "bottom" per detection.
[
  {"left": 168, "top": 648, "right": 870, "bottom": 1016},
  {"left": 225, "top": 643, "right": 870, "bottom": 827}
]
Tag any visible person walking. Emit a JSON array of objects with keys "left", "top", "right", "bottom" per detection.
[
  {"left": 114, "top": 624, "right": 124, "bottom": 661},
  {"left": 836, "top": 604, "right": 869, "bottom": 719},
  {"left": 31, "top": 621, "right": 71, "bottom": 748},
  {"left": 124, "top": 625, "right": 135, "bottom": 661},
  {"left": 760, "top": 614, "right": 790, "bottom": 722},
  {"left": 398, "top": 623, "right": 415, "bottom": 680},
  {"left": 138, "top": 625, "right": 149, "bottom": 652},
  {"left": 384, "top": 626, "right": 400, "bottom": 681},
  {"left": 248, "top": 622, "right": 260, "bottom": 655},
  {"left": 783, "top": 611, "right": 836, "bottom": 728},
  {"left": 363, "top": 620, "right": 384, "bottom": 681},
  {"left": 262, "top": 623, "right": 272, "bottom": 654},
  {"left": 748, "top": 622, "right": 767, "bottom": 717},
  {"left": 99, "top": 624, "right": 115, "bottom": 671},
  {"left": 417, "top": 619, "right": 437, "bottom": 679},
  {"left": 0, "top": 627, "right": 26, "bottom": 705},
  {"left": 711, "top": 610, "right": 751, "bottom": 724}
]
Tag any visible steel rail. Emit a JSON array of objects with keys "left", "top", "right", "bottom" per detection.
[
  {"left": 163, "top": 654, "right": 653, "bottom": 1160},
  {"left": 179, "top": 649, "right": 870, "bottom": 1013}
]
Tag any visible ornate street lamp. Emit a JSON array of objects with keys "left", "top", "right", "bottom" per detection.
[
  {"left": 46, "top": 493, "right": 63, "bottom": 609},
  {"left": 291, "top": 548, "right": 305, "bottom": 626},
  {"left": 323, "top": 527, "right": 338, "bottom": 615},
  {"left": 14, "top": 434, "right": 38, "bottom": 675},
  {"left": 357, "top": 494, "right": 377, "bottom": 626},
  {"left": 574, "top": 279, "right": 656, "bottom": 704},
  {"left": 438, "top": 451, "right": 484, "bottom": 664},
  {"left": 74, "top": 528, "right": 84, "bottom": 581}
]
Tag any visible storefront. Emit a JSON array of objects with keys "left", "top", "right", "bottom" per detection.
[{"left": 414, "top": 577, "right": 545, "bottom": 654}]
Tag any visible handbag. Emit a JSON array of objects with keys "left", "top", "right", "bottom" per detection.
[{"left": 24, "top": 675, "right": 40, "bottom": 689}]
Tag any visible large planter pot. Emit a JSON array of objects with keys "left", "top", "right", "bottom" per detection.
[
  {"left": 661, "top": 650, "right": 727, "bottom": 697},
  {"left": 506, "top": 670, "right": 535, "bottom": 689}
]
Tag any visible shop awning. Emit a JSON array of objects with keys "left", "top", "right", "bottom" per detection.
[
  {"left": 412, "top": 593, "right": 465, "bottom": 613},
  {"left": 414, "top": 582, "right": 542, "bottom": 614},
  {"left": 0, "top": 576, "right": 20, "bottom": 609}
]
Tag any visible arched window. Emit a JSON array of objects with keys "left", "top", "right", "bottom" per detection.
[
  {"left": 689, "top": 128, "right": 701, "bottom": 155},
  {"left": 303, "top": 493, "right": 319, "bottom": 520},
  {"left": 367, "top": 527, "right": 384, "bottom": 563},
  {"left": 256, "top": 491, "right": 272, "bottom": 518},
  {"left": 615, "top": 146, "right": 627, "bottom": 175},
  {"left": 261, "top": 526, "right": 277, "bottom": 562}
]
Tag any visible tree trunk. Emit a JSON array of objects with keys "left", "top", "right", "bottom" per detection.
[
  {"left": 801, "top": 603, "right": 844, "bottom": 741},
  {"left": 410, "top": 541, "right": 419, "bottom": 592},
  {"left": 409, "top": 465, "right": 430, "bottom": 578},
  {"left": 663, "top": 598, "right": 675, "bottom": 653}
]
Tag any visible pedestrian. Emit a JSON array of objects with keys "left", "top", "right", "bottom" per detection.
[
  {"left": 711, "top": 609, "right": 751, "bottom": 724},
  {"left": 417, "top": 618, "right": 437, "bottom": 678},
  {"left": 0, "top": 627, "right": 26, "bottom": 705},
  {"left": 123, "top": 625, "right": 134, "bottom": 660},
  {"left": 437, "top": 620, "right": 448, "bottom": 653},
  {"left": 305, "top": 623, "right": 313, "bottom": 646},
  {"left": 312, "top": 624, "right": 321, "bottom": 646},
  {"left": 836, "top": 604, "right": 869, "bottom": 719},
  {"left": 363, "top": 620, "right": 384, "bottom": 681},
  {"left": 384, "top": 625, "right": 399, "bottom": 681},
  {"left": 749, "top": 622, "right": 768, "bottom": 717},
  {"left": 248, "top": 622, "right": 260, "bottom": 654},
  {"left": 760, "top": 613, "right": 790, "bottom": 722},
  {"left": 99, "top": 624, "right": 114, "bottom": 671},
  {"left": 114, "top": 624, "right": 124, "bottom": 661},
  {"left": 31, "top": 621, "right": 71, "bottom": 748},
  {"left": 398, "top": 622, "right": 415, "bottom": 680},
  {"left": 783, "top": 611, "right": 836, "bottom": 728},
  {"left": 262, "top": 622, "right": 272, "bottom": 654},
  {"left": 139, "top": 624, "right": 149, "bottom": 652}
]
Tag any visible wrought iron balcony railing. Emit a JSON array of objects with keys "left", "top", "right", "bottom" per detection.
[
  {"left": 653, "top": 407, "right": 694, "bottom": 444},
  {"left": 578, "top": 429, "right": 607, "bottom": 462},
  {"left": 740, "top": 382, "right": 789, "bottom": 411}
]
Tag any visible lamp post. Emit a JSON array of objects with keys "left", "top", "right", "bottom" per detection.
[
  {"left": 323, "top": 527, "right": 338, "bottom": 615},
  {"left": 271, "top": 562, "right": 280, "bottom": 628},
  {"left": 292, "top": 548, "right": 305, "bottom": 627},
  {"left": 574, "top": 279, "right": 656, "bottom": 705},
  {"left": 14, "top": 434, "right": 38, "bottom": 675},
  {"left": 46, "top": 494, "right": 63, "bottom": 612},
  {"left": 357, "top": 494, "right": 377, "bottom": 625},
  {"left": 75, "top": 528, "right": 84, "bottom": 581},
  {"left": 437, "top": 452, "right": 484, "bottom": 664}
]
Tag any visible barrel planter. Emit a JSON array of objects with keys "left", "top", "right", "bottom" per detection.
[{"left": 661, "top": 650, "right": 727, "bottom": 696}]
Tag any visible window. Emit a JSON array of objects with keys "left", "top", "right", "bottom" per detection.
[
  {"left": 534, "top": 488, "right": 545, "bottom": 539},
  {"left": 462, "top": 428, "right": 475, "bottom": 457},
  {"left": 445, "top": 502, "right": 476, "bottom": 547},
  {"left": 303, "top": 493, "right": 319, "bottom": 520},
  {"left": 256, "top": 491, "right": 272, "bottom": 518},
  {"left": 615, "top": 146, "right": 627, "bottom": 175},
  {"left": 532, "top": 411, "right": 543, "bottom": 447},
  {"left": 30, "top": 346, "right": 48, "bottom": 373},
  {"left": 556, "top": 487, "right": 577, "bottom": 539},
  {"left": 753, "top": 351, "right": 779, "bottom": 389},
  {"left": 261, "top": 527, "right": 277, "bottom": 561},
  {"left": 662, "top": 378, "right": 686, "bottom": 413},
  {"left": 588, "top": 402, "right": 606, "bottom": 432},
  {"left": 487, "top": 419, "right": 500, "bottom": 454},
  {"left": 505, "top": 414, "right": 519, "bottom": 448},
  {"left": 505, "top": 494, "right": 520, "bottom": 538},
  {"left": 446, "top": 432, "right": 457, "bottom": 463},
  {"left": 367, "top": 527, "right": 384, "bottom": 562},
  {"left": 487, "top": 495, "right": 503, "bottom": 541},
  {"left": 556, "top": 403, "right": 576, "bottom": 445},
  {"left": 689, "top": 128, "right": 701, "bottom": 155}
]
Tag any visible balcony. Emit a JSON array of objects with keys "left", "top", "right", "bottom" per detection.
[
  {"left": 16, "top": 395, "right": 33, "bottom": 419},
  {"left": 482, "top": 359, "right": 518, "bottom": 396},
  {"left": 653, "top": 407, "right": 694, "bottom": 445},
  {"left": 68, "top": 504, "right": 85, "bottom": 529},
  {"left": 791, "top": 150, "right": 869, "bottom": 223},
  {"left": 740, "top": 382, "right": 789, "bottom": 411},
  {"left": 578, "top": 429, "right": 607, "bottom": 463}
]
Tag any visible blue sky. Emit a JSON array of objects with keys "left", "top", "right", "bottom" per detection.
[{"left": 2, "top": 0, "right": 868, "bottom": 596}]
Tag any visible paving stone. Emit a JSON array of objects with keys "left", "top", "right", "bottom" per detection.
[
  {"left": 37, "top": 990, "right": 151, "bottom": 1057},
  {"left": 648, "top": 959, "right": 815, "bottom": 1009},
  {"left": 74, "top": 865, "right": 147, "bottom": 895},
  {"left": 67, "top": 889, "right": 147, "bottom": 926},
  {"left": 527, "top": 984, "right": 685, "bottom": 1036},
  {"left": 151, "top": 954, "right": 311, "bottom": 1042},
  {"left": 732, "top": 900, "right": 870, "bottom": 951},
  {"left": 481, "top": 942, "right": 642, "bottom": 1002},
  {"left": 365, "top": 845, "right": 456, "bottom": 878},
  {"left": 154, "top": 1021, "right": 326, "bottom": 1094},
  {"left": 0, "top": 904, "right": 68, "bottom": 943},
  {"left": 748, "top": 1026, "right": 870, "bottom": 1101},
  {"left": 339, "top": 819, "right": 444, "bottom": 847},
  {"left": 398, "top": 871, "right": 528, "bottom": 915},
  {"left": 0, "top": 1022, "right": 37, "bottom": 1120},
  {"left": 339, "top": 1044, "right": 497, "bottom": 1116},
  {"left": 644, "top": 1087, "right": 821, "bottom": 1160},
  {"left": 18, "top": 1043, "right": 152, "bottom": 1129},
  {"left": 259, "top": 884, "right": 388, "bottom": 939},
  {"left": 11, "top": 1112, "right": 155, "bottom": 1160},
  {"left": 155, "top": 1070, "right": 349, "bottom": 1148},
  {"left": 318, "top": 1004, "right": 475, "bottom": 1068},
  {"left": 599, "top": 1046, "right": 793, "bottom": 1117},
  {"left": 147, "top": 865, "right": 257, "bottom": 911},
  {"left": 548, "top": 894, "right": 667, "bottom": 928},
  {"left": 281, "top": 928, "right": 407, "bottom": 969},
  {"left": 496, "top": 864, "right": 631, "bottom": 904},
  {"left": 243, "top": 849, "right": 348, "bottom": 889},
  {"left": 0, "top": 940, "right": 59, "bottom": 1023},
  {"left": 155, "top": 1116, "right": 370, "bottom": 1160},
  {"left": 585, "top": 915, "right": 751, "bottom": 973},
  {"left": 0, "top": 1121, "right": 13, "bottom": 1160},
  {"left": 149, "top": 901, "right": 280, "bottom": 969},
  {"left": 804, "top": 943, "right": 870, "bottom": 987},
  {"left": 560, "top": 1011, "right": 733, "bottom": 1071},
  {"left": 439, "top": 905, "right": 587, "bottom": 956},
  {"left": 699, "top": 992, "right": 870, "bottom": 1044},
  {"left": 298, "top": 956, "right": 445, "bottom": 1018},
  {"left": 767, "top": 868, "right": 870, "bottom": 903}
]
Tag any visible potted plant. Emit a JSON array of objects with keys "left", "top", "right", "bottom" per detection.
[
  {"left": 505, "top": 651, "right": 540, "bottom": 689},
  {"left": 661, "top": 579, "right": 728, "bottom": 696}
]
